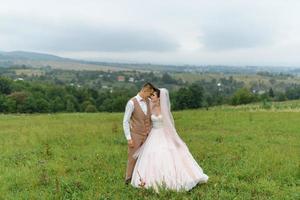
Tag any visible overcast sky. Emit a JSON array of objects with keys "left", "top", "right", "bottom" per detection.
[{"left": 1, "top": 0, "right": 300, "bottom": 66}]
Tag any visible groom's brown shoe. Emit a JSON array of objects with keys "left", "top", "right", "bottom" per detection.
[{"left": 125, "top": 178, "right": 131, "bottom": 185}]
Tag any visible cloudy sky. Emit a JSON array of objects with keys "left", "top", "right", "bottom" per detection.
[{"left": 1, "top": 0, "right": 300, "bottom": 66}]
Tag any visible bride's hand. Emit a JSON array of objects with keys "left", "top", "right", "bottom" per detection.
[{"left": 128, "top": 139, "right": 134, "bottom": 148}]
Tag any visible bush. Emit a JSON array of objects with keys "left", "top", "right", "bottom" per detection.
[
  {"left": 261, "top": 99, "right": 272, "bottom": 109},
  {"left": 85, "top": 105, "right": 98, "bottom": 113},
  {"left": 275, "top": 92, "right": 287, "bottom": 101},
  {"left": 231, "top": 88, "right": 256, "bottom": 105}
]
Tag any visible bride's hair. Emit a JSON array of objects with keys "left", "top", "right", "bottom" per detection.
[{"left": 154, "top": 88, "right": 160, "bottom": 98}]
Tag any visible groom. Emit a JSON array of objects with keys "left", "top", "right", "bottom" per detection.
[{"left": 123, "top": 82, "right": 156, "bottom": 184}]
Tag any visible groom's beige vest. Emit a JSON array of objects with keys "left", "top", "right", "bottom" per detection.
[{"left": 130, "top": 97, "right": 151, "bottom": 136}]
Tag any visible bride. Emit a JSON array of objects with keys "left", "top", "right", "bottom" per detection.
[{"left": 131, "top": 88, "right": 208, "bottom": 192}]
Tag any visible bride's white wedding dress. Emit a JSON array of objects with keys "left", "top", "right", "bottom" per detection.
[{"left": 131, "top": 89, "right": 208, "bottom": 192}]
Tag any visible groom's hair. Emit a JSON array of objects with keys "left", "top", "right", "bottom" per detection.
[{"left": 142, "top": 82, "right": 156, "bottom": 91}]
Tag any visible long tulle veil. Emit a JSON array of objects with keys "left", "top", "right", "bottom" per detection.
[
  {"left": 160, "top": 88, "right": 188, "bottom": 150},
  {"left": 133, "top": 88, "right": 188, "bottom": 159}
]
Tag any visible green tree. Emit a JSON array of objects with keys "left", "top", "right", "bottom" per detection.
[
  {"left": 231, "top": 88, "right": 256, "bottom": 105},
  {"left": 0, "top": 77, "right": 12, "bottom": 94},
  {"left": 22, "top": 96, "right": 37, "bottom": 113},
  {"left": 0, "top": 95, "right": 8, "bottom": 112},
  {"left": 65, "top": 95, "right": 79, "bottom": 112},
  {"left": 174, "top": 87, "right": 192, "bottom": 110},
  {"left": 162, "top": 73, "right": 177, "bottom": 84},
  {"left": 35, "top": 98, "right": 49, "bottom": 113},
  {"left": 99, "top": 98, "right": 113, "bottom": 112},
  {"left": 49, "top": 97, "right": 65, "bottom": 112},
  {"left": 8, "top": 92, "right": 28, "bottom": 112},
  {"left": 275, "top": 92, "right": 287, "bottom": 101},
  {"left": 66, "top": 100, "right": 76, "bottom": 112},
  {"left": 188, "top": 84, "right": 204, "bottom": 108},
  {"left": 269, "top": 88, "right": 275, "bottom": 98},
  {"left": 173, "top": 84, "right": 204, "bottom": 110}
]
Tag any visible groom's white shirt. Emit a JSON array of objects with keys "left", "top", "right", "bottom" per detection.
[{"left": 123, "top": 94, "right": 148, "bottom": 140}]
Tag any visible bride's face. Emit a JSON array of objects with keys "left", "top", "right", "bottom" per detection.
[{"left": 150, "top": 92, "right": 159, "bottom": 102}]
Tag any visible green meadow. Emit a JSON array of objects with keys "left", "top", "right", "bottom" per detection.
[{"left": 0, "top": 104, "right": 299, "bottom": 199}]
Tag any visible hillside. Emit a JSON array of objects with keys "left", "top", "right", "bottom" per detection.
[
  {"left": 0, "top": 51, "right": 66, "bottom": 61},
  {"left": 0, "top": 51, "right": 126, "bottom": 71},
  {"left": 1, "top": 51, "right": 300, "bottom": 74}
]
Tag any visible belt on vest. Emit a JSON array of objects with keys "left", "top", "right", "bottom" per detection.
[{"left": 131, "top": 131, "right": 149, "bottom": 137}]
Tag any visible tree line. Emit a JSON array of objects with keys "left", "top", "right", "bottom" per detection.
[{"left": 1, "top": 76, "right": 300, "bottom": 113}]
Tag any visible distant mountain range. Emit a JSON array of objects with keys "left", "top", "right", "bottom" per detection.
[
  {"left": 0, "top": 51, "right": 127, "bottom": 71},
  {"left": 0, "top": 50, "right": 299, "bottom": 74},
  {"left": 0, "top": 51, "right": 175, "bottom": 71},
  {"left": 0, "top": 51, "right": 67, "bottom": 61}
]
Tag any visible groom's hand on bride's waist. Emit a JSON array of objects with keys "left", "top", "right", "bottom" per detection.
[{"left": 128, "top": 139, "right": 134, "bottom": 148}]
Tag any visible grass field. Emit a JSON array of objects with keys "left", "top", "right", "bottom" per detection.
[{"left": 0, "top": 105, "right": 299, "bottom": 199}]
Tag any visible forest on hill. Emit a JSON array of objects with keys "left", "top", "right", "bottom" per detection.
[{"left": 1, "top": 65, "right": 300, "bottom": 113}]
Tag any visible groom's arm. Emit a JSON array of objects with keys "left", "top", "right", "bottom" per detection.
[{"left": 123, "top": 100, "right": 134, "bottom": 141}]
